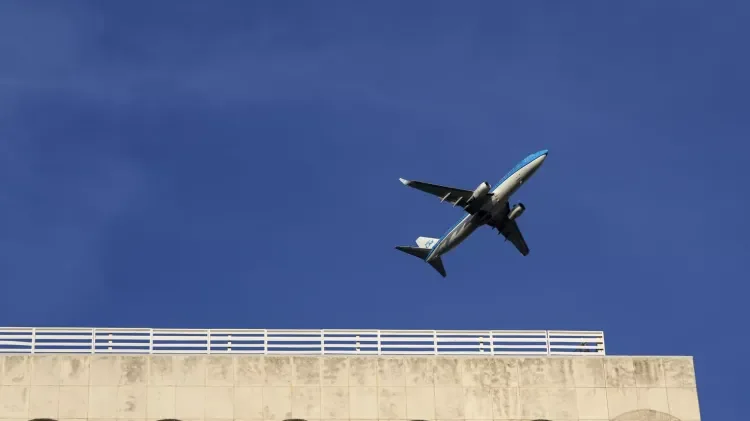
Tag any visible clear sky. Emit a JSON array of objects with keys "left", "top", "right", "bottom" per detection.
[{"left": 1, "top": 1, "right": 747, "bottom": 419}]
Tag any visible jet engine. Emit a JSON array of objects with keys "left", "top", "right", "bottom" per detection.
[
  {"left": 470, "top": 182, "right": 491, "bottom": 201},
  {"left": 508, "top": 203, "right": 525, "bottom": 220}
]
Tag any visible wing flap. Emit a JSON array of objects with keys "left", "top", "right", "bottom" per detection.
[
  {"left": 499, "top": 218, "right": 530, "bottom": 256},
  {"left": 399, "top": 178, "right": 477, "bottom": 209},
  {"left": 487, "top": 209, "right": 530, "bottom": 256}
]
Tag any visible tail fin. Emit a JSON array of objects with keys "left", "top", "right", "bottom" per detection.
[
  {"left": 416, "top": 236, "right": 439, "bottom": 249},
  {"left": 395, "top": 245, "right": 447, "bottom": 277}
]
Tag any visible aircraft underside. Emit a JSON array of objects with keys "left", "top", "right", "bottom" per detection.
[
  {"left": 395, "top": 149, "right": 548, "bottom": 277},
  {"left": 474, "top": 203, "right": 504, "bottom": 226}
]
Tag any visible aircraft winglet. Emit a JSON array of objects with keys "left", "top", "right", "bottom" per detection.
[{"left": 399, "top": 178, "right": 411, "bottom": 186}]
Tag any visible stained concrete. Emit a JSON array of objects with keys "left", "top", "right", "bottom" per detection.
[{"left": 0, "top": 354, "right": 700, "bottom": 421}]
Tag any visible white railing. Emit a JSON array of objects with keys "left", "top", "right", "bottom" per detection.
[{"left": 0, "top": 327, "right": 605, "bottom": 356}]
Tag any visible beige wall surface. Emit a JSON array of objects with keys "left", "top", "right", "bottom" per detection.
[{"left": 0, "top": 354, "right": 700, "bottom": 421}]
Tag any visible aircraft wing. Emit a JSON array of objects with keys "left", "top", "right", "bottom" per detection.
[
  {"left": 399, "top": 178, "right": 477, "bottom": 208},
  {"left": 488, "top": 217, "right": 530, "bottom": 256}
]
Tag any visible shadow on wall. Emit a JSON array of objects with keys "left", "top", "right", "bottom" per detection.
[{"left": 27, "top": 412, "right": 682, "bottom": 421}]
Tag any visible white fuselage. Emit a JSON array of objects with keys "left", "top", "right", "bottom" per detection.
[{"left": 425, "top": 153, "right": 547, "bottom": 262}]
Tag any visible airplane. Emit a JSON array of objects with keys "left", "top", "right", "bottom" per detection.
[{"left": 395, "top": 149, "right": 549, "bottom": 277}]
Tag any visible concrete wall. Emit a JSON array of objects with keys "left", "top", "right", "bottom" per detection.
[{"left": 0, "top": 354, "right": 700, "bottom": 421}]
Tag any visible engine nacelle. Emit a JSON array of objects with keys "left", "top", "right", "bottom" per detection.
[
  {"left": 508, "top": 203, "right": 525, "bottom": 220},
  {"left": 470, "top": 182, "right": 491, "bottom": 201}
]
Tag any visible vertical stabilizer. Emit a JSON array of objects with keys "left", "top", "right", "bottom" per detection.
[{"left": 416, "top": 236, "right": 439, "bottom": 249}]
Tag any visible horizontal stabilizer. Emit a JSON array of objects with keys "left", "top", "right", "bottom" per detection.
[
  {"left": 395, "top": 246, "right": 447, "bottom": 277},
  {"left": 427, "top": 256, "right": 447, "bottom": 277},
  {"left": 395, "top": 245, "right": 430, "bottom": 259}
]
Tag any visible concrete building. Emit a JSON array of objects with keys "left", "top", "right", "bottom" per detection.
[{"left": 0, "top": 328, "right": 700, "bottom": 421}]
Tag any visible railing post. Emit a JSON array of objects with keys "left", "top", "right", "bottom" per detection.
[
  {"left": 91, "top": 328, "right": 96, "bottom": 354},
  {"left": 31, "top": 328, "right": 36, "bottom": 354},
  {"left": 149, "top": 329, "right": 154, "bottom": 354},
  {"left": 377, "top": 330, "right": 381, "bottom": 355},
  {"left": 545, "top": 330, "right": 551, "bottom": 355},
  {"left": 320, "top": 330, "right": 325, "bottom": 355},
  {"left": 263, "top": 329, "right": 268, "bottom": 354},
  {"left": 489, "top": 331, "right": 494, "bottom": 356},
  {"left": 207, "top": 329, "right": 212, "bottom": 355},
  {"left": 433, "top": 330, "right": 438, "bottom": 355}
]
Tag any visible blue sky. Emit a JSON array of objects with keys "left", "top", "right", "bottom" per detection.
[{"left": 1, "top": 1, "right": 747, "bottom": 418}]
